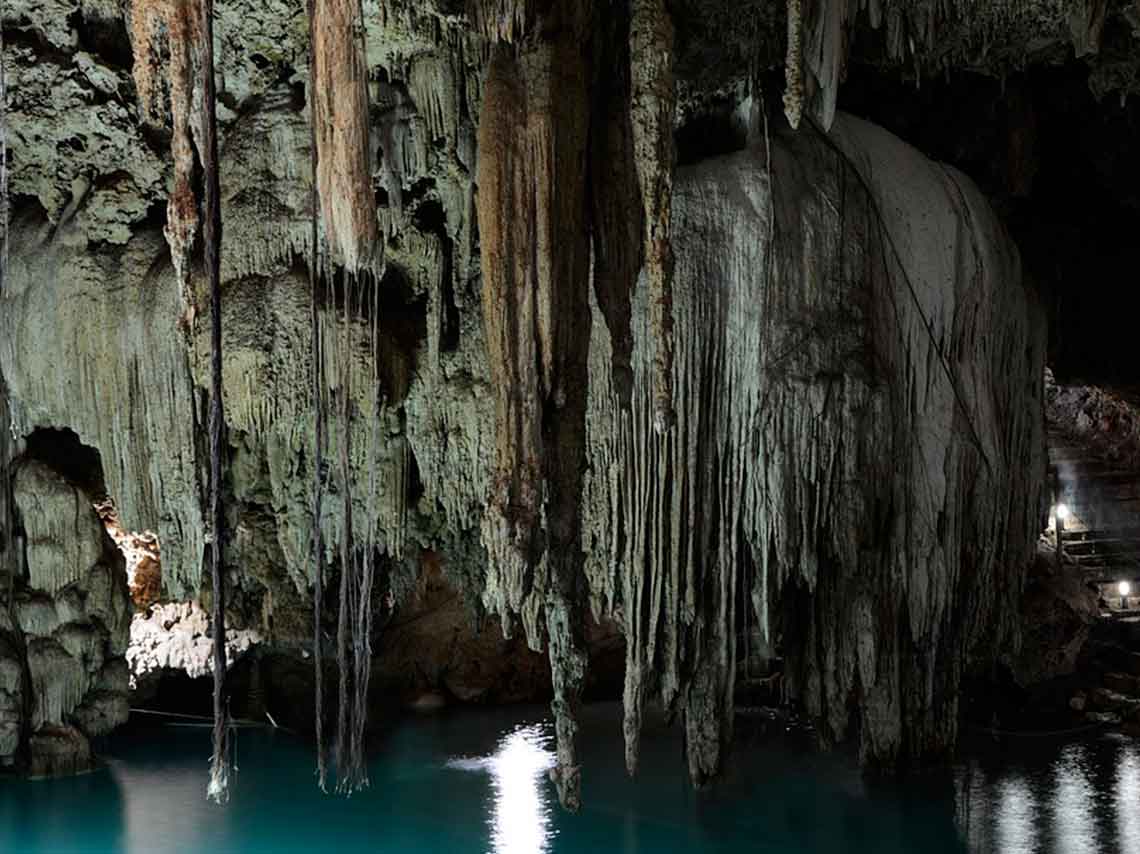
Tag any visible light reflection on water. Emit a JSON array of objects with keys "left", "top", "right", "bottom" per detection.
[
  {"left": 447, "top": 723, "right": 558, "bottom": 854},
  {"left": 1052, "top": 745, "right": 1099, "bottom": 854},
  {"left": 1117, "top": 745, "right": 1140, "bottom": 852},
  {"left": 995, "top": 775, "right": 1036, "bottom": 854},
  {"left": 3, "top": 705, "right": 1140, "bottom": 853},
  {"left": 955, "top": 738, "right": 1140, "bottom": 853}
]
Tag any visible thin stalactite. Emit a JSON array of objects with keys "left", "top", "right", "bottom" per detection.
[{"left": 200, "top": 0, "right": 232, "bottom": 805}]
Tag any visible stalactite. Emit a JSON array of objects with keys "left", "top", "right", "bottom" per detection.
[
  {"left": 311, "top": 0, "right": 380, "bottom": 275},
  {"left": 469, "top": 0, "right": 533, "bottom": 42},
  {"left": 629, "top": 0, "right": 676, "bottom": 435},
  {"left": 783, "top": 0, "right": 804, "bottom": 128},
  {"left": 582, "top": 113, "right": 1044, "bottom": 784},
  {"left": 0, "top": 21, "right": 7, "bottom": 297},
  {"left": 0, "top": 29, "right": 11, "bottom": 626},
  {"left": 128, "top": 0, "right": 205, "bottom": 324},
  {"left": 474, "top": 0, "right": 593, "bottom": 811},
  {"left": 588, "top": 3, "right": 641, "bottom": 410},
  {"left": 200, "top": 0, "right": 232, "bottom": 806}
]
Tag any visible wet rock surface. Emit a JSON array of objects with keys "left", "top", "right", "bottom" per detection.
[
  {"left": 1, "top": 461, "right": 130, "bottom": 773},
  {"left": 0, "top": 0, "right": 1106, "bottom": 788}
]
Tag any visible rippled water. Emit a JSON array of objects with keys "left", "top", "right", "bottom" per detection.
[{"left": 0, "top": 704, "right": 1136, "bottom": 853}]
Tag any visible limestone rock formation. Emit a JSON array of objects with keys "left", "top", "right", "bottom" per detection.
[
  {"left": 583, "top": 113, "right": 1045, "bottom": 779},
  {"left": 2, "top": 461, "right": 131, "bottom": 773},
  {"left": 0, "top": 0, "right": 1058, "bottom": 793}
]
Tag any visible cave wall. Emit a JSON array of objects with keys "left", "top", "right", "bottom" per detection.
[
  {"left": 0, "top": 459, "right": 131, "bottom": 772},
  {"left": 1, "top": 0, "right": 1052, "bottom": 782}
]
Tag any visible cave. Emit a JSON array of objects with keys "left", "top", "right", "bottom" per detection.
[{"left": 2, "top": 0, "right": 1140, "bottom": 851}]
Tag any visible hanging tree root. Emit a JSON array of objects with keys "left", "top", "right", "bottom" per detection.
[{"left": 199, "top": 0, "right": 232, "bottom": 805}]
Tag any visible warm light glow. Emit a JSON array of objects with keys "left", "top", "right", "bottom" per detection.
[
  {"left": 447, "top": 724, "right": 556, "bottom": 854},
  {"left": 1120, "top": 581, "right": 1132, "bottom": 598},
  {"left": 1054, "top": 503, "right": 1070, "bottom": 521}
]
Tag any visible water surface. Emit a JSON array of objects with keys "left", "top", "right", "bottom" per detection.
[{"left": 1, "top": 704, "right": 1136, "bottom": 853}]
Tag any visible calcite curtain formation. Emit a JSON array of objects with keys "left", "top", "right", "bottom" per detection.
[
  {"left": 583, "top": 114, "right": 1044, "bottom": 780},
  {"left": 474, "top": 1, "right": 594, "bottom": 811}
]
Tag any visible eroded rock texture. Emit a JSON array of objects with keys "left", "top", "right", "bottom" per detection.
[
  {"left": 582, "top": 114, "right": 1045, "bottom": 779},
  {"left": 1, "top": 0, "right": 1048, "bottom": 792},
  {"left": 1, "top": 461, "right": 131, "bottom": 773}
]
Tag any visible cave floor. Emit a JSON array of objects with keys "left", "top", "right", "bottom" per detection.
[{"left": 0, "top": 703, "right": 1136, "bottom": 853}]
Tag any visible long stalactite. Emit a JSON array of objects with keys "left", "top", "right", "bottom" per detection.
[
  {"left": 311, "top": 0, "right": 380, "bottom": 275},
  {"left": 0, "top": 21, "right": 12, "bottom": 612},
  {"left": 474, "top": 0, "right": 594, "bottom": 811},
  {"left": 129, "top": 0, "right": 207, "bottom": 326}
]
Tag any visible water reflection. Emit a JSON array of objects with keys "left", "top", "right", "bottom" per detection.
[
  {"left": 447, "top": 723, "right": 557, "bottom": 854},
  {"left": 1116, "top": 744, "right": 1140, "bottom": 853},
  {"left": 954, "top": 736, "right": 1140, "bottom": 853},
  {"left": 1052, "top": 744, "right": 1099, "bottom": 854},
  {"left": 995, "top": 775, "right": 1037, "bottom": 854}
]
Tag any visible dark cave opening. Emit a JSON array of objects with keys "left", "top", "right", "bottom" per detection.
[
  {"left": 21, "top": 428, "right": 107, "bottom": 501},
  {"left": 837, "top": 59, "right": 1140, "bottom": 386}
]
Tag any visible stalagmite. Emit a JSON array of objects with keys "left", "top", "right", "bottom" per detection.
[
  {"left": 474, "top": 0, "right": 593, "bottom": 810},
  {"left": 629, "top": 0, "right": 676, "bottom": 434},
  {"left": 199, "top": 0, "right": 232, "bottom": 805},
  {"left": 311, "top": 0, "right": 380, "bottom": 275}
]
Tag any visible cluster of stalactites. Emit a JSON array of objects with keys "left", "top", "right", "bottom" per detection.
[
  {"left": 311, "top": 0, "right": 381, "bottom": 276},
  {"left": 128, "top": 0, "right": 207, "bottom": 325},
  {"left": 474, "top": 0, "right": 594, "bottom": 810},
  {"left": 472, "top": 0, "right": 684, "bottom": 809},
  {"left": 781, "top": 0, "right": 1112, "bottom": 134}
]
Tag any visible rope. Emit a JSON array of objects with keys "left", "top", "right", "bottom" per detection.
[
  {"left": 809, "top": 120, "right": 994, "bottom": 476},
  {"left": 306, "top": 0, "right": 328, "bottom": 794},
  {"left": 966, "top": 720, "right": 1109, "bottom": 739},
  {"left": 200, "top": 0, "right": 231, "bottom": 804}
]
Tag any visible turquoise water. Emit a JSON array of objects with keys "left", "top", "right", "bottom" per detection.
[{"left": 0, "top": 703, "right": 1136, "bottom": 853}]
